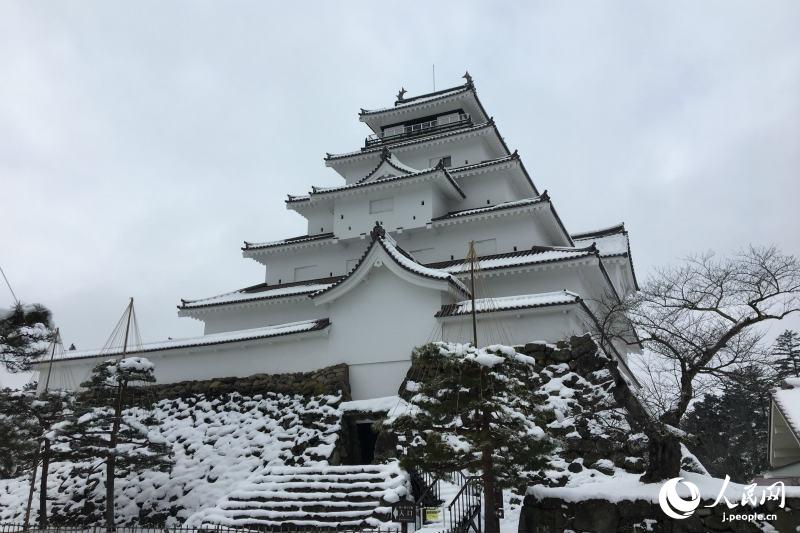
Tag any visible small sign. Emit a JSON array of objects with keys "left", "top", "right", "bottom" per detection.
[
  {"left": 392, "top": 501, "right": 416, "bottom": 523},
  {"left": 423, "top": 507, "right": 441, "bottom": 523}
]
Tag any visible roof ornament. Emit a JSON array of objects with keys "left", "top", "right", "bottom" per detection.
[
  {"left": 370, "top": 222, "right": 386, "bottom": 241},
  {"left": 397, "top": 87, "right": 407, "bottom": 101},
  {"left": 511, "top": 149, "right": 519, "bottom": 159},
  {"left": 435, "top": 158, "right": 447, "bottom": 170},
  {"left": 463, "top": 71, "right": 473, "bottom": 86},
  {"left": 380, "top": 146, "right": 391, "bottom": 161}
]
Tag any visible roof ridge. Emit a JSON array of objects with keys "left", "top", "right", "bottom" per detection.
[
  {"left": 571, "top": 223, "right": 627, "bottom": 240},
  {"left": 326, "top": 121, "right": 495, "bottom": 161}
]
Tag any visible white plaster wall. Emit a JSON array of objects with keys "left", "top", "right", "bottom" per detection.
[
  {"left": 450, "top": 172, "right": 519, "bottom": 212},
  {"left": 200, "top": 300, "right": 328, "bottom": 334},
  {"left": 440, "top": 307, "right": 587, "bottom": 346},
  {"left": 259, "top": 213, "right": 563, "bottom": 286},
  {"left": 333, "top": 183, "right": 436, "bottom": 239},
  {"left": 326, "top": 265, "right": 444, "bottom": 366},
  {"left": 303, "top": 207, "right": 334, "bottom": 236}
]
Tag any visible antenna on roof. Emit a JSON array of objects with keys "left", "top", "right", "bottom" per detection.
[{"left": 432, "top": 64, "right": 436, "bottom": 91}]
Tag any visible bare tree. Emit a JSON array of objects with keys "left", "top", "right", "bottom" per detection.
[{"left": 590, "top": 245, "right": 800, "bottom": 480}]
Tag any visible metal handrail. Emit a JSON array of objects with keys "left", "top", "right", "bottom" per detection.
[{"left": 447, "top": 475, "right": 482, "bottom": 533}]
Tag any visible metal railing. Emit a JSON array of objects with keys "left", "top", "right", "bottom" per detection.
[
  {"left": 365, "top": 114, "right": 471, "bottom": 148},
  {"left": 446, "top": 476, "right": 482, "bottom": 533}
]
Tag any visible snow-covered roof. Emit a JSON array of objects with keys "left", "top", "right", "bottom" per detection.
[
  {"left": 325, "top": 121, "right": 504, "bottom": 162},
  {"left": 357, "top": 149, "right": 421, "bottom": 184},
  {"left": 430, "top": 246, "right": 597, "bottom": 274},
  {"left": 435, "top": 290, "right": 582, "bottom": 318},
  {"left": 34, "top": 319, "right": 331, "bottom": 363},
  {"left": 359, "top": 84, "right": 473, "bottom": 116},
  {"left": 432, "top": 197, "right": 547, "bottom": 222},
  {"left": 287, "top": 166, "right": 465, "bottom": 206},
  {"left": 311, "top": 227, "right": 470, "bottom": 303},
  {"left": 571, "top": 223, "right": 629, "bottom": 256},
  {"left": 243, "top": 232, "right": 335, "bottom": 251},
  {"left": 179, "top": 278, "right": 343, "bottom": 311},
  {"left": 571, "top": 223, "right": 639, "bottom": 290},
  {"left": 774, "top": 379, "right": 800, "bottom": 440}
]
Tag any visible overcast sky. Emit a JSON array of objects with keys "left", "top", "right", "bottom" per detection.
[{"left": 1, "top": 1, "right": 799, "bottom": 387}]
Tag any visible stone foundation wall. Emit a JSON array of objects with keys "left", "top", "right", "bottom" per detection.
[
  {"left": 518, "top": 494, "right": 800, "bottom": 533},
  {"left": 124, "top": 363, "right": 351, "bottom": 401}
]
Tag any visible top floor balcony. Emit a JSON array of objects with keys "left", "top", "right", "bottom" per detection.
[{"left": 364, "top": 112, "right": 472, "bottom": 148}]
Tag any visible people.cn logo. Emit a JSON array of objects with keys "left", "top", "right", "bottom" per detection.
[{"left": 658, "top": 477, "right": 701, "bottom": 519}]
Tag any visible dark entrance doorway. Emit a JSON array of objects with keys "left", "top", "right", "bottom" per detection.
[{"left": 356, "top": 421, "right": 378, "bottom": 464}]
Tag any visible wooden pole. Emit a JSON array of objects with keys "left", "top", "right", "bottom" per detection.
[
  {"left": 468, "top": 241, "right": 478, "bottom": 348},
  {"left": 107, "top": 298, "right": 133, "bottom": 531}
]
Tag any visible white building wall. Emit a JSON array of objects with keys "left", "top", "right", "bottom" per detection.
[
  {"left": 333, "top": 183, "right": 437, "bottom": 240},
  {"left": 441, "top": 308, "right": 587, "bottom": 346},
  {"left": 201, "top": 300, "right": 328, "bottom": 335}
]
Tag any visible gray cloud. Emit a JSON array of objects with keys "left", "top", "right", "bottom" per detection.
[{"left": 2, "top": 1, "right": 799, "bottom": 386}]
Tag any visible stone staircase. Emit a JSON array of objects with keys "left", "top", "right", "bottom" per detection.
[{"left": 187, "top": 463, "right": 410, "bottom": 529}]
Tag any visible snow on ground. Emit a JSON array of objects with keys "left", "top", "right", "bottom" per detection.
[{"left": 0, "top": 390, "right": 344, "bottom": 525}]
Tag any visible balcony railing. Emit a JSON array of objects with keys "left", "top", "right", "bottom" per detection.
[{"left": 365, "top": 113, "right": 472, "bottom": 148}]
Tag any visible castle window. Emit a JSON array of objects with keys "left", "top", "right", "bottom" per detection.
[{"left": 369, "top": 197, "right": 394, "bottom": 214}]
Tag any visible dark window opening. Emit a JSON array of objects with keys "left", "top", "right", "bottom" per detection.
[
  {"left": 340, "top": 214, "right": 344, "bottom": 219},
  {"left": 440, "top": 156, "right": 452, "bottom": 167},
  {"left": 413, "top": 216, "right": 416, "bottom": 220},
  {"left": 320, "top": 227, "right": 324, "bottom": 232},
  {"left": 356, "top": 422, "right": 378, "bottom": 464},
  {"left": 486, "top": 199, "right": 491, "bottom": 205},
  {"left": 421, "top": 200, "right": 425, "bottom": 205},
  {"left": 450, "top": 255, "right": 454, "bottom": 260},
  {"left": 513, "top": 246, "right": 517, "bottom": 251}
]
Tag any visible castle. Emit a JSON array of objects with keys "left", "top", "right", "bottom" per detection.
[{"left": 35, "top": 74, "right": 640, "bottom": 400}]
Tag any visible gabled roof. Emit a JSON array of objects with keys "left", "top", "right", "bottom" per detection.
[
  {"left": 286, "top": 164, "right": 465, "bottom": 207},
  {"left": 35, "top": 319, "right": 332, "bottom": 364},
  {"left": 178, "top": 277, "right": 343, "bottom": 311},
  {"left": 435, "top": 290, "right": 581, "bottom": 318},
  {"left": 243, "top": 232, "right": 335, "bottom": 252},
  {"left": 358, "top": 148, "right": 420, "bottom": 184},
  {"left": 310, "top": 224, "right": 470, "bottom": 304}
]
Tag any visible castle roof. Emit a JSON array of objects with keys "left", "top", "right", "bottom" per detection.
[
  {"left": 325, "top": 121, "right": 508, "bottom": 163},
  {"left": 435, "top": 290, "right": 582, "bottom": 318},
  {"left": 35, "top": 319, "right": 332, "bottom": 363},
  {"left": 179, "top": 277, "right": 343, "bottom": 311},
  {"left": 428, "top": 245, "right": 597, "bottom": 273},
  {"left": 571, "top": 223, "right": 639, "bottom": 289},
  {"left": 286, "top": 164, "right": 465, "bottom": 208},
  {"left": 310, "top": 225, "right": 470, "bottom": 304},
  {"left": 243, "top": 232, "right": 335, "bottom": 252},
  {"left": 357, "top": 74, "right": 491, "bottom": 131}
]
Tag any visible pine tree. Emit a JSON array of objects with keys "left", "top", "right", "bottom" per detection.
[
  {"left": 0, "top": 385, "right": 39, "bottom": 478},
  {"left": 388, "top": 343, "right": 552, "bottom": 533},
  {"left": 682, "top": 365, "right": 772, "bottom": 482},
  {"left": 58, "top": 357, "right": 171, "bottom": 527},
  {"left": 0, "top": 303, "right": 54, "bottom": 373},
  {"left": 773, "top": 330, "right": 800, "bottom": 380}
]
